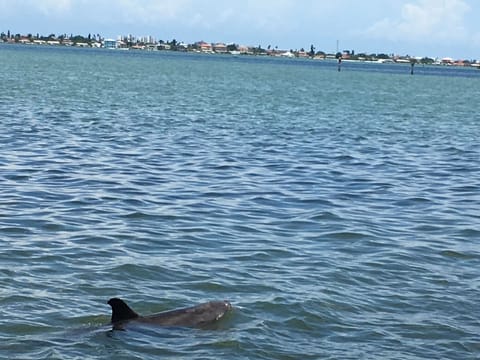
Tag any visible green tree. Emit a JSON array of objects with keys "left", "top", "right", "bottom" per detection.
[
  {"left": 71, "top": 35, "right": 88, "bottom": 44},
  {"left": 252, "top": 45, "right": 266, "bottom": 55},
  {"left": 227, "top": 43, "right": 238, "bottom": 52},
  {"left": 420, "top": 57, "right": 434, "bottom": 64}
]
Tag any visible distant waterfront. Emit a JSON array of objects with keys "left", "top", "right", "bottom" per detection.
[{"left": 1, "top": 30, "right": 479, "bottom": 68}]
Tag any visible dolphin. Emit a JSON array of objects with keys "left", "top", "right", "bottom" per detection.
[{"left": 107, "top": 298, "right": 232, "bottom": 330}]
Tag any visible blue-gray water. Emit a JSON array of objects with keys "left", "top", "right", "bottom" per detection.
[{"left": 1, "top": 44, "right": 479, "bottom": 359}]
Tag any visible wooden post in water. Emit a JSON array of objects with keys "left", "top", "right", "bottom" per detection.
[{"left": 410, "top": 62, "right": 415, "bottom": 75}]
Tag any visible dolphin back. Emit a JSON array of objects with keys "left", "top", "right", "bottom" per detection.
[
  {"left": 108, "top": 298, "right": 232, "bottom": 329},
  {"left": 139, "top": 300, "right": 232, "bottom": 327}
]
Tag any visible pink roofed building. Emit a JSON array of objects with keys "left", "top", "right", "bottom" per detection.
[
  {"left": 213, "top": 43, "right": 227, "bottom": 53},
  {"left": 197, "top": 41, "right": 212, "bottom": 52}
]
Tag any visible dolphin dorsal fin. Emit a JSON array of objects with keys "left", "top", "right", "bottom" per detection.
[{"left": 108, "top": 298, "right": 140, "bottom": 323}]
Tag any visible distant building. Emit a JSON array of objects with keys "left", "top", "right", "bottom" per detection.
[
  {"left": 103, "top": 39, "right": 117, "bottom": 49},
  {"left": 176, "top": 42, "right": 188, "bottom": 51},
  {"left": 238, "top": 45, "right": 250, "bottom": 54},
  {"left": 297, "top": 50, "right": 309, "bottom": 58},
  {"left": 441, "top": 57, "right": 454, "bottom": 65},
  {"left": 157, "top": 43, "right": 171, "bottom": 50},
  {"left": 197, "top": 41, "right": 212, "bottom": 52},
  {"left": 213, "top": 43, "right": 227, "bottom": 53},
  {"left": 280, "top": 51, "right": 295, "bottom": 58}
]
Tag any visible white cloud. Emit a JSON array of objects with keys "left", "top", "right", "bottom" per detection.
[
  {"left": 106, "top": 0, "right": 300, "bottom": 37},
  {"left": 36, "top": 0, "right": 73, "bottom": 15},
  {"left": 0, "top": 0, "right": 74, "bottom": 18},
  {"left": 366, "top": 0, "right": 470, "bottom": 42}
]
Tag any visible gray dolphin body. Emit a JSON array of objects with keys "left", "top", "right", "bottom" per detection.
[{"left": 107, "top": 298, "right": 232, "bottom": 329}]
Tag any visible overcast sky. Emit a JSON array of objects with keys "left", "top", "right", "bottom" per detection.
[{"left": 1, "top": 0, "right": 479, "bottom": 59}]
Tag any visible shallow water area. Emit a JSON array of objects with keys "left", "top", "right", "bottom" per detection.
[{"left": 0, "top": 44, "right": 479, "bottom": 359}]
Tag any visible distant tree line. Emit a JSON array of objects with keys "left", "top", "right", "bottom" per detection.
[
  {"left": 0, "top": 31, "right": 103, "bottom": 44},
  {"left": 1, "top": 30, "right": 478, "bottom": 64}
]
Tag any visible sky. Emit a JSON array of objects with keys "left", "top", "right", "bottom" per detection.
[{"left": 1, "top": 0, "right": 479, "bottom": 59}]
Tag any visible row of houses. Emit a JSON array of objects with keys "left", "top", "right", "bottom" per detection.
[
  {"left": 105, "top": 39, "right": 257, "bottom": 54},
  {"left": 197, "top": 41, "right": 223, "bottom": 53},
  {"left": 195, "top": 41, "right": 253, "bottom": 54},
  {"left": 5, "top": 36, "right": 247, "bottom": 53},
  {"left": 10, "top": 37, "right": 101, "bottom": 47},
  {"left": 4, "top": 35, "right": 478, "bottom": 66}
]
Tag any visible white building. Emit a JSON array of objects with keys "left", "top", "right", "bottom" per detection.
[{"left": 103, "top": 39, "right": 117, "bottom": 49}]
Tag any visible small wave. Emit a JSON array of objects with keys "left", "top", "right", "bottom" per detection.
[
  {"left": 394, "top": 197, "right": 435, "bottom": 207},
  {"left": 310, "top": 211, "right": 343, "bottom": 221},
  {"left": 0, "top": 226, "right": 34, "bottom": 235},
  {"left": 322, "top": 231, "right": 373, "bottom": 240},
  {"left": 440, "top": 250, "right": 478, "bottom": 260}
]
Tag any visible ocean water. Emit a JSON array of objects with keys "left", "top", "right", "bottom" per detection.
[{"left": 0, "top": 44, "right": 479, "bottom": 359}]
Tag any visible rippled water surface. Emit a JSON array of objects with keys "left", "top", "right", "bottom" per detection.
[{"left": 1, "top": 45, "right": 479, "bottom": 359}]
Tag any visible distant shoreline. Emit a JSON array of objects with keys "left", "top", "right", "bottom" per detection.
[{"left": 1, "top": 36, "right": 479, "bottom": 69}]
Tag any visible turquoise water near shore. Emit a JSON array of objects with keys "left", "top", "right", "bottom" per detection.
[{"left": 1, "top": 44, "right": 479, "bottom": 359}]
